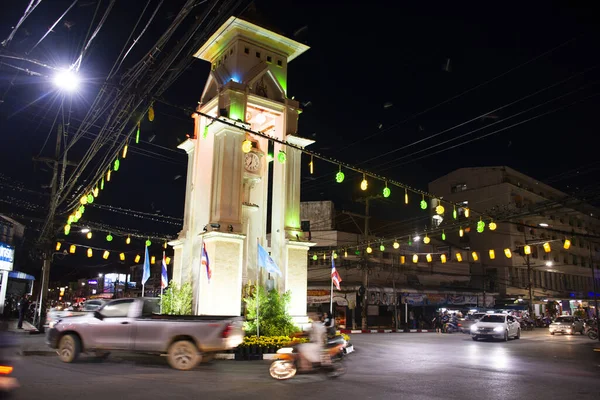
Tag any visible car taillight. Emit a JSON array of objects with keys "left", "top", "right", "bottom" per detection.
[
  {"left": 0, "top": 366, "right": 13, "bottom": 375},
  {"left": 222, "top": 325, "right": 232, "bottom": 338}
]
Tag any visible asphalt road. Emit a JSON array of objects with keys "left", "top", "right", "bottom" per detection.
[{"left": 9, "top": 330, "right": 600, "bottom": 400}]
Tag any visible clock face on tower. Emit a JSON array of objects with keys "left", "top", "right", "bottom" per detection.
[{"left": 244, "top": 152, "right": 260, "bottom": 173}]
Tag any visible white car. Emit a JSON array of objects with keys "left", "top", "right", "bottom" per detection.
[{"left": 470, "top": 314, "right": 521, "bottom": 341}]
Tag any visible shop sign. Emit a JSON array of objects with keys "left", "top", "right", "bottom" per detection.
[
  {"left": 426, "top": 294, "right": 447, "bottom": 305},
  {"left": 0, "top": 242, "right": 14, "bottom": 272},
  {"left": 447, "top": 295, "right": 478, "bottom": 305},
  {"left": 402, "top": 293, "right": 426, "bottom": 306}
]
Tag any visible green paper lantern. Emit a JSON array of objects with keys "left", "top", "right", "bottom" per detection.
[
  {"left": 106, "top": 234, "right": 113, "bottom": 242},
  {"left": 267, "top": 153, "right": 274, "bottom": 162},
  {"left": 453, "top": 209, "right": 457, "bottom": 219},
  {"left": 68, "top": 215, "right": 74, "bottom": 224},
  {"left": 277, "top": 150, "right": 286, "bottom": 164},
  {"left": 312, "top": 254, "right": 317, "bottom": 261},
  {"left": 100, "top": 178, "right": 105, "bottom": 190},
  {"left": 442, "top": 232, "right": 446, "bottom": 241},
  {"left": 87, "top": 194, "right": 94, "bottom": 204},
  {"left": 477, "top": 220, "right": 485, "bottom": 233},
  {"left": 335, "top": 171, "right": 345, "bottom": 183},
  {"left": 379, "top": 244, "right": 385, "bottom": 251},
  {"left": 146, "top": 239, "right": 152, "bottom": 247},
  {"left": 354, "top": 250, "right": 361, "bottom": 256},
  {"left": 114, "top": 159, "right": 120, "bottom": 172},
  {"left": 135, "top": 125, "right": 140, "bottom": 144},
  {"left": 420, "top": 200, "right": 427, "bottom": 210},
  {"left": 79, "top": 205, "right": 85, "bottom": 214},
  {"left": 383, "top": 187, "right": 391, "bottom": 198},
  {"left": 64, "top": 225, "right": 71, "bottom": 235}
]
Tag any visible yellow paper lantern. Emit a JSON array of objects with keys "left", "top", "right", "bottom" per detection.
[
  {"left": 464, "top": 208, "right": 470, "bottom": 218},
  {"left": 435, "top": 205, "right": 445, "bottom": 215},
  {"left": 360, "top": 175, "right": 368, "bottom": 191},
  {"left": 489, "top": 222, "right": 497, "bottom": 231},
  {"left": 242, "top": 140, "right": 253, "bottom": 153},
  {"left": 504, "top": 248, "right": 512, "bottom": 258},
  {"left": 456, "top": 252, "right": 463, "bottom": 262},
  {"left": 440, "top": 254, "right": 447, "bottom": 264},
  {"left": 412, "top": 254, "right": 418, "bottom": 263},
  {"left": 87, "top": 248, "right": 93, "bottom": 258},
  {"left": 93, "top": 187, "right": 99, "bottom": 197},
  {"left": 524, "top": 245, "right": 531, "bottom": 255},
  {"left": 55, "top": 242, "right": 61, "bottom": 251},
  {"left": 423, "top": 235, "right": 431, "bottom": 244},
  {"left": 543, "top": 242, "right": 551, "bottom": 253},
  {"left": 489, "top": 249, "right": 495, "bottom": 260},
  {"left": 126, "top": 236, "right": 131, "bottom": 245},
  {"left": 106, "top": 170, "right": 111, "bottom": 182},
  {"left": 135, "top": 254, "right": 141, "bottom": 263},
  {"left": 87, "top": 231, "right": 92, "bottom": 239},
  {"left": 69, "top": 245, "right": 76, "bottom": 254},
  {"left": 393, "top": 241, "right": 400, "bottom": 249},
  {"left": 404, "top": 189, "right": 408, "bottom": 205},
  {"left": 400, "top": 255, "right": 406, "bottom": 264},
  {"left": 103, "top": 250, "right": 109, "bottom": 259},
  {"left": 165, "top": 257, "right": 171, "bottom": 265},
  {"left": 80, "top": 195, "right": 88, "bottom": 205},
  {"left": 472, "top": 251, "right": 479, "bottom": 261},
  {"left": 459, "top": 227, "right": 464, "bottom": 237},
  {"left": 344, "top": 250, "right": 348, "bottom": 258},
  {"left": 563, "top": 239, "right": 571, "bottom": 249},
  {"left": 426, "top": 254, "right": 432, "bottom": 263},
  {"left": 366, "top": 246, "right": 373, "bottom": 254},
  {"left": 119, "top": 253, "right": 125, "bottom": 261},
  {"left": 122, "top": 144, "right": 128, "bottom": 159},
  {"left": 151, "top": 256, "right": 156, "bottom": 264}
]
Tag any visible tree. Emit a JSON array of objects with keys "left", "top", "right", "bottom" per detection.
[
  {"left": 160, "top": 280, "right": 193, "bottom": 315},
  {"left": 243, "top": 285, "right": 299, "bottom": 336}
]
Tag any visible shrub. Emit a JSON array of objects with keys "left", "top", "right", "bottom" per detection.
[
  {"left": 243, "top": 286, "right": 299, "bottom": 336},
  {"left": 160, "top": 280, "right": 193, "bottom": 315}
]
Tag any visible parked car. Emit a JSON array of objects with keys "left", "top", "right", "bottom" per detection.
[
  {"left": 46, "top": 299, "right": 107, "bottom": 326},
  {"left": 457, "top": 313, "right": 486, "bottom": 333},
  {"left": 470, "top": 313, "right": 521, "bottom": 341},
  {"left": 46, "top": 297, "right": 243, "bottom": 370},
  {"left": 548, "top": 316, "right": 585, "bottom": 335}
]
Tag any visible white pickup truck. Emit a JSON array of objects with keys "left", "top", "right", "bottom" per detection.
[{"left": 46, "top": 297, "right": 243, "bottom": 370}]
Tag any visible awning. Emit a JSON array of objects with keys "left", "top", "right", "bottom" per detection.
[{"left": 8, "top": 271, "right": 35, "bottom": 281}]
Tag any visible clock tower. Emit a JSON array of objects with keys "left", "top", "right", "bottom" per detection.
[{"left": 170, "top": 17, "right": 313, "bottom": 322}]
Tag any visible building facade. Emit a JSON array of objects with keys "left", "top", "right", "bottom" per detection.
[
  {"left": 429, "top": 166, "right": 600, "bottom": 317},
  {"left": 301, "top": 201, "right": 495, "bottom": 330},
  {"left": 0, "top": 215, "right": 32, "bottom": 314}
]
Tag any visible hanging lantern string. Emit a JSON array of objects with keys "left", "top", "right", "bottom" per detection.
[
  {"left": 66, "top": 222, "right": 173, "bottom": 243},
  {"left": 190, "top": 109, "right": 493, "bottom": 221}
]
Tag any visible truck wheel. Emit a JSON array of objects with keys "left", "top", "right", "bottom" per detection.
[
  {"left": 167, "top": 340, "right": 201, "bottom": 371},
  {"left": 58, "top": 334, "right": 81, "bottom": 363}
]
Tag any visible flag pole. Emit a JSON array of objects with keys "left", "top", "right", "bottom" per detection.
[
  {"left": 330, "top": 252, "right": 334, "bottom": 314},
  {"left": 256, "top": 237, "right": 260, "bottom": 338},
  {"left": 197, "top": 235, "right": 204, "bottom": 315}
]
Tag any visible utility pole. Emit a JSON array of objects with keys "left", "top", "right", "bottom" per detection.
[
  {"left": 393, "top": 255, "right": 398, "bottom": 331},
  {"left": 589, "top": 244, "right": 600, "bottom": 342},
  {"left": 524, "top": 232, "right": 534, "bottom": 316},
  {"left": 481, "top": 262, "right": 487, "bottom": 311},
  {"left": 356, "top": 195, "right": 381, "bottom": 331},
  {"left": 33, "top": 123, "right": 76, "bottom": 332}
]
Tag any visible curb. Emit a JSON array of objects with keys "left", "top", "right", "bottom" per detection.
[{"left": 339, "top": 329, "right": 434, "bottom": 334}]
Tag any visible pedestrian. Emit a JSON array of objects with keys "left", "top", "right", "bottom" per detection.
[
  {"left": 17, "top": 294, "right": 30, "bottom": 329},
  {"left": 323, "top": 312, "right": 336, "bottom": 337}
]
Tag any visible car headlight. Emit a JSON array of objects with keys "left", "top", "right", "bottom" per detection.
[
  {"left": 470, "top": 325, "right": 478, "bottom": 331},
  {"left": 493, "top": 326, "right": 504, "bottom": 332}
]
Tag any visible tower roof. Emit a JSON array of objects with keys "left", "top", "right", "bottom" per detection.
[{"left": 193, "top": 16, "right": 309, "bottom": 63}]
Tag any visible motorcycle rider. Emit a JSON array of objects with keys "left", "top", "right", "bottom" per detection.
[{"left": 297, "top": 312, "right": 327, "bottom": 370}]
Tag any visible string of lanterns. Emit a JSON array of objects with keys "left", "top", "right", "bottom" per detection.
[
  {"left": 309, "top": 237, "right": 573, "bottom": 265},
  {"left": 55, "top": 241, "right": 171, "bottom": 265}
]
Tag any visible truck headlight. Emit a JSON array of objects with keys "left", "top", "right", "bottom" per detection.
[
  {"left": 49, "top": 320, "right": 57, "bottom": 329},
  {"left": 470, "top": 325, "right": 478, "bottom": 331},
  {"left": 276, "top": 347, "right": 293, "bottom": 354},
  {"left": 493, "top": 326, "right": 504, "bottom": 332}
]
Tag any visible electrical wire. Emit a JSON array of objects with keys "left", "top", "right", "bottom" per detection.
[{"left": 1, "top": 0, "right": 43, "bottom": 48}]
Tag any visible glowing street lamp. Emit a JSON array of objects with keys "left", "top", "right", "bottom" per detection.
[{"left": 53, "top": 69, "right": 80, "bottom": 92}]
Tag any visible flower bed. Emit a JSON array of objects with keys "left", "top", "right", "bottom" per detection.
[{"left": 235, "top": 333, "right": 351, "bottom": 357}]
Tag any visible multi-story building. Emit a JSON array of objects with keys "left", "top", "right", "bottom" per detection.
[
  {"left": 301, "top": 201, "right": 495, "bottom": 330},
  {"left": 429, "top": 166, "right": 600, "bottom": 317},
  {"left": 0, "top": 215, "right": 33, "bottom": 314}
]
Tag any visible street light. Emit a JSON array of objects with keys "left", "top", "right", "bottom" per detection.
[
  {"left": 539, "top": 223, "right": 549, "bottom": 227},
  {"left": 81, "top": 228, "right": 90, "bottom": 233},
  {"left": 545, "top": 261, "right": 553, "bottom": 267},
  {"left": 53, "top": 68, "right": 80, "bottom": 92}
]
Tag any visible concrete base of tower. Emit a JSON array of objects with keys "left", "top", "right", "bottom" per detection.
[{"left": 292, "top": 315, "right": 310, "bottom": 331}]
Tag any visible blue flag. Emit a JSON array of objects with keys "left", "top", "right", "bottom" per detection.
[
  {"left": 142, "top": 246, "right": 151, "bottom": 285},
  {"left": 258, "top": 244, "right": 282, "bottom": 276}
]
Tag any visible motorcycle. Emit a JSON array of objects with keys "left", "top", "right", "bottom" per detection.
[
  {"left": 444, "top": 321, "right": 459, "bottom": 333},
  {"left": 269, "top": 336, "right": 347, "bottom": 380},
  {"left": 0, "top": 324, "right": 19, "bottom": 394},
  {"left": 586, "top": 327, "right": 598, "bottom": 340}
]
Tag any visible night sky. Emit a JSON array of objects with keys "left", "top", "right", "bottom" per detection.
[{"left": 1, "top": 1, "right": 599, "bottom": 281}]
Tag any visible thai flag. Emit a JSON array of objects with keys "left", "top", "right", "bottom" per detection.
[
  {"left": 161, "top": 252, "right": 168, "bottom": 289},
  {"left": 202, "top": 243, "right": 212, "bottom": 282},
  {"left": 331, "top": 254, "right": 342, "bottom": 290}
]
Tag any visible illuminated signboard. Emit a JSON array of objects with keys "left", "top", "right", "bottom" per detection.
[
  {"left": 0, "top": 242, "right": 15, "bottom": 272},
  {"left": 88, "top": 280, "right": 98, "bottom": 285},
  {"left": 103, "top": 273, "right": 118, "bottom": 293}
]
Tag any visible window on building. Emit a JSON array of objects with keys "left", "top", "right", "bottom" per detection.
[
  {"left": 277, "top": 59, "right": 283, "bottom": 66},
  {"left": 230, "top": 48, "right": 234, "bottom": 55},
  {"left": 572, "top": 255, "right": 578, "bottom": 265},
  {"left": 267, "top": 55, "right": 272, "bottom": 63},
  {"left": 256, "top": 51, "right": 261, "bottom": 58},
  {"left": 451, "top": 183, "right": 467, "bottom": 193},
  {"left": 244, "top": 47, "right": 250, "bottom": 54}
]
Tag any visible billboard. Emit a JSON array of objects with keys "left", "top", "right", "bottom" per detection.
[
  {"left": 0, "top": 242, "right": 15, "bottom": 272},
  {"left": 103, "top": 273, "right": 118, "bottom": 293}
]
